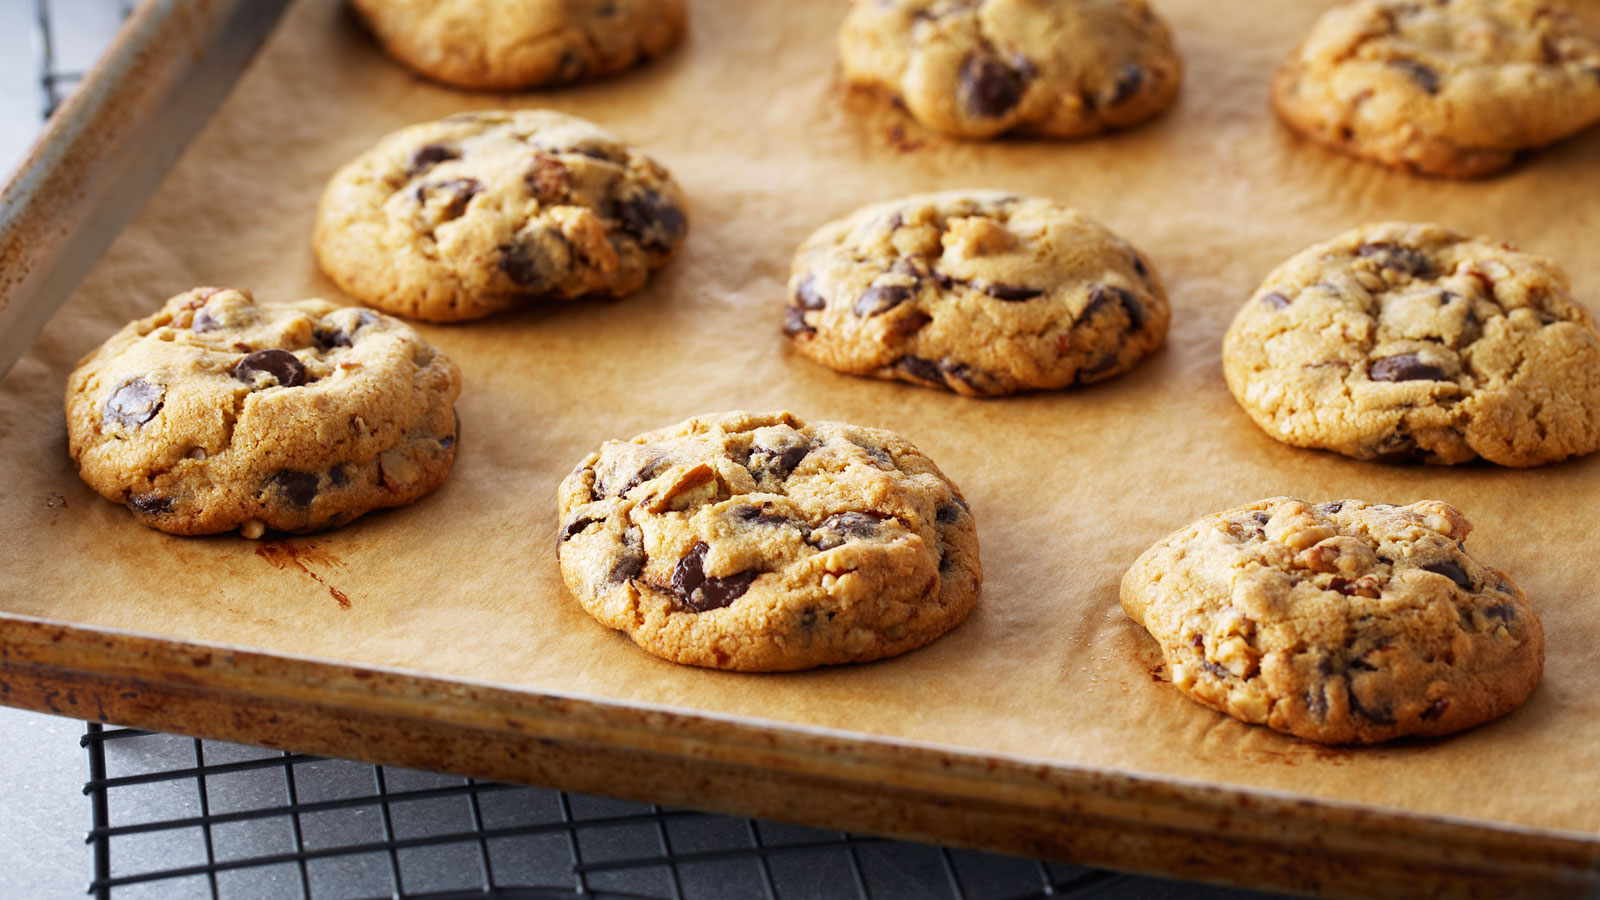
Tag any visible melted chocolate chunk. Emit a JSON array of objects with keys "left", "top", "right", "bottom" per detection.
[
  {"left": 1305, "top": 685, "right": 1328, "bottom": 722},
  {"left": 407, "top": 143, "right": 459, "bottom": 175},
  {"left": 104, "top": 377, "right": 164, "bottom": 428},
  {"left": 315, "top": 310, "right": 378, "bottom": 350},
  {"left": 328, "top": 466, "right": 349, "bottom": 487},
  {"left": 897, "top": 355, "right": 945, "bottom": 385},
  {"left": 234, "top": 349, "right": 306, "bottom": 387},
  {"left": 959, "top": 53, "right": 1030, "bottom": 118},
  {"left": 270, "top": 471, "right": 319, "bottom": 507},
  {"left": 1389, "top": 59, "right": 1441, "bottom": 94},
  {"left": 854, "top": 284, "right": 913, "bottom": 317},
  {"left": 809, "top": 511, "right": 883, "bottom": 550},
  {"left": 524, "top": 156, "right": 569, "bottom": 202},
  {"left": 749, "top": 442, "right": 810, "bottom": 480},
  {"left": 608, "top": 528, "right": 646, "bottom": 583},
  {"left": 1200, "top": 660, "right": 1231, "bottom": 680},
  {"left": 783, "top": 305, "right": 815, "bottom": 337},
  {"left": 1420, "top": 698, "right": 1449, "bottom": 721},
  {"left": 1347, "top": 689, "right": 1395, "bottom": 725},
  {"left": 609, "top": 457, "right": 670, "bottom": 498},
  {"left": 795, "top": 274, "right": 827, "bottom": 310},
  {"left": 1131, "top": 254, "right": 1149, "bottom": 280},
  {"left": 1107, "top": 64, "right": 1145, "bottom": 105},
  {"left": 984, "top": 283, "right": 1042, "bottom": 302},
  {"left": 1318, "top": 501, "right": 1344, "bottom": 515},
  {"left": 615, "top": 190, "right": 687, "bottom": 252},
  {"left": 192, "top": 308, "right": 219, "bottom": 332},
  {"left": 500, "top": 229, "right": 570, "bottom": 291},
  {"left": 1369, "top": 354, "right": 1448, "bottom": 383},
  {"left": 563, "top": 516, "right": 601, "bottom": 541},
  {"left": 1356, "top": 242, "right": 1433, "bottom": 277},
  {"left": 128, "top": 493, "right": 172, "bottom": 515},
  {"left": 1087, "top": 284, "right": 1144, "bottom": 331},
  {"left": 1483, "top": 604, "right": 1516, "bottom": 622},
  {"left": 1262, "top": 292, "right": 1291, "bottom": 310},
  {"left": 1421, "top": 560, "right": 1472, "bottom": 590},
  {"left": 671, "top": 542, "right": 758, "bottom": 612},
  {"left": 416, "top": 178, "right": 481, "bottom": 222},
  {"left": 935, "top": 503, "right": 963, "bottom": 525},
  {"left": 734, "top": 505, "right": 791, "bottom": 527}
]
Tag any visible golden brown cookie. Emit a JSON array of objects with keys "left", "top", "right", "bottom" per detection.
[
  {"left": 557, "top": 411, "right": 981, "bottom": 671},
  {"left": 66, "top": 288, "right": 461, "bottom": 537},
  {"left": 1122, "top": 498, "right": 1544, "bottom": 744},
  {"left": 1272, "top": 0, "right": 1600, "bottom": 177}
]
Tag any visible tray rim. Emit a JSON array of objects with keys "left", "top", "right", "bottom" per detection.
[{"left": 3, "top": 0, "right": 1599, "bottom": 896}]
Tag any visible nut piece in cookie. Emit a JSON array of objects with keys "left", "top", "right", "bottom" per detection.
[
  {"left": 65, "top": 288, "right": 462, "bottom": 537},
  {"left": 557, "top": 411, "right": 982, "bottom": 671},
  {"left": 1223, "top": 222, "right": 1600, "bottom": 467},
  {"left": 785, "top": 190, "right": 1168, "bottom": 397},
  {"left": 1272, "top": 0, "right": 1600, "bottom": 178},
  {"left": 838, "top": 0, "right": 1182, "bottom": 140},
  {"left": 350, "top": 0, "right": 687, "bottom": 90},
  {"left": 1121, "top": 498, "right": 1543, "bottom": 744},
  {"left": 314, "top": 109, "right": 687, "bottom": 322}
]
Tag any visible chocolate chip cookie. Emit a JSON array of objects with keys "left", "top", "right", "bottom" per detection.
[
  {"left": 66, "top": 288, "right": 461, "bottom": 538},
  {"left": 1122, "top": 498, "right": 1543, "bottom": 744},
  {"left": 838, "top": 0, "right": 1182, "bottom": 140},
  {"left": 350, "top": 0, "right": 686, "bottom": 90},
  {"left": 314, "top": 109, "right": 687, "bottom": 323},
  {"left": 1224, "top": 222, "right": 1600, "bottom": 466},
  {"left": 1273, "top": 0, "right": 1600, "bottom": 178},
  {"left": 784, "top": 191, "right": 1168, "bottom": 397},
  {"left": 557, "top": 411, "right": 981, "bottom": 671}
]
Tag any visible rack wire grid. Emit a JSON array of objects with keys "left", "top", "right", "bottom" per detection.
[{"left": 32, "top": 4, "right": 1294, "bottom": 899}]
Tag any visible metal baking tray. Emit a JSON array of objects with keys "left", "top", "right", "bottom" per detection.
[{"left": 3, "top": 2, "right": 1599, "bottom": 898}]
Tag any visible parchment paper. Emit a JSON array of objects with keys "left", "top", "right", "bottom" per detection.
[{"left": 4, "top": 0, "right": 1600, "bottom": 837}]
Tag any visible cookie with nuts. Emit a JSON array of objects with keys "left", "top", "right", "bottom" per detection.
[
  {"left": 314, "top": 109, "right": 686, "bottom": 322},
  {"left": 556, "top": 411, "right": 981, "bottom": 671},
  {"left": 783, "top": 191, "right": 1168, "bottom": 396},
  {"left": 1272, "top": 0, "right": 1600, "bottom": 177},
  {"left": 1121, "top": 498, "right": 1543, "bottom": 744},
  {"left": 1223, "top": 222, "right": 1600, "bottom": 466},
  {"left": 65, "top": 288, "right": 461, "bottom": 538},
  {"left": 838, "top": 0, "right": 1182, "bottom": 140}
]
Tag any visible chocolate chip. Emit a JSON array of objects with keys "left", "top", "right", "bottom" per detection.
[
  {"left": 1369, "top": 354, "right": 1449, "bottom": 383},
  {"left": 795, "top": 274, "right": 826, "bottom": 310},
  {"left": 314, "top": 310, "right": 378, "bottom": 350},
  {"left": 749, "top": 442, "right": 809, "bottom": 480},
  {"left": 524, "top": 156, "right": 569, "bottom": 202},
  {"left": 128, "top": 493, "right": 172, "bottom": 515},
  {"left": 783, "top": 306, "right": 815, "bottom": 337},
  {"left": 1590, "top": 66, "right": 1600, "bottom": 86},
  {"left": 1305, "top": 685, "right": 1328, "bottom": 722},
  {"left": 234, "top": 349, "right": 306, "bottom": 387},
  {"left": 897, "top": 355, "right": 945, "bottom": 385},
  {"left": 960, "top": 53, "right": 1030, "bottom": 118},
  {"left": 1087, "top": 284, "right": 1144, "bottom": 332},
  {"left": 1200, "top": 660, "right": 1231, "bottom": 680},
  {"left": 854, "top": 284, "right": 913, "bottom": 317},
  {"left": 418, "top": 178, "right": 481, "bottom": 220},
  {"left": 407, "top": 142, "right": 459, "bottom": 175},
  {"left": 1347, "top": 689, "right": 1395, "bottom": 725},
  {"left": 734, "top": 505, "right": 791, "bottom": 527},
  {"left": 104, "top": 377, "right": 164, "bottom": 428},
  {"left": 1484, "top": 604, "right": 1516, "bottom": 622},
  {"left": 500, "top": 229, "right": 571, "bottom": 291},
  {"left": 1421, "top": 698, "right": 1449, "bottom": 721},
  {"left": 192, "top": 308, "right": 218, "bottom": 332},
  {"left": 328, "top": 465, "right": 348, "bottom": 487},
  {"left": 984, "top": 283, "right": 1042, "bottom": 302},
  {"left": 270, "top": 471, "right": 319, "bottom": 507},
  {"left": 1131, "top": 254, "right": 1149, "bottom": 280},
  {"left": 809, "top": 512, "right": 883, "bottom": 550},
  {"left": 671, "top": 542, "right": 757, "bottom": 612},
  {"left": 1421, "top": 560, "right": 1472, "bottom": 590},
  {"left": 1107, "top": 64, "right": 1145, "bottom": 106},
  {"left": 563, "top": 516, "right": 601, "bottom": 540},
  {"left": 609, "top": 457, "right": 670, "bottom": 498},
  {"left": 615, "top": 189, "right": 687, "bottom": 252},
  {"left": 1389, "top": 59, "right": 1440, "bottom": 94},
  {"left": 608, "top": 528, "right": 646, "bottom": 583},
  {"left": 1262, "top": 292, "right": 1291, "bottom": 310},
  {"left": 1318, "top": 501, "right": 1344, "bottom": 515},
  {"left": 936, "top": 503, "right": 963, "bottom": 525},
  {"left": 1356, "top": 242, "right": 1433, "bottom": 277}
]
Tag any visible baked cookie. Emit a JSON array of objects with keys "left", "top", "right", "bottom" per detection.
[
  {"left": 1272, "top": 0, "right": 1600, "bottom": 178},
  {"left": 838, "top": 0, "right": 1182, "bottom": 140},
  {"left": 1122, "top": 498, "right": 1544, "bottom": 744},
  {"left": 557, "top": 411, "right": 981, "bottom": 671},
  {"left": 783, "top": 191, "right": 1168, "bottom": 397},
  {"left": 314, "top": 109, "right": 686, "bottom": 323},
  {"left": 350, "top": 0, "right": 686, "bottom": 90},
  {"left": 1223, "top": 222, "right": 1600, "bottom": 466},
  {"left": 66, "top": 288, "right": 461, "bottom": 538}
]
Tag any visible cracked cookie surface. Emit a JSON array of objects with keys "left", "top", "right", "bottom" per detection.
[
  {"left": 557, "top": 411, "right": 981, "bottom": 671},
  {"left": 1121, "top": 498, "right": 1543, "bottom": 744},
  {"left": 350, "top": 0, "right": 686, "bottom": 90},
  {"left": 1223, "top": 222, "right": 1600, "bottom": 467},
  {"left": 314, "top": 109, "right": 686, "bottom": 323},
  {"left": 66, "top": 288, "right": 461, "bottom": 537},
  {"left": 783, "top": 191, "right": 1168, "bottom": 397},
  {"left": 838, "top": 0, "right": 1181, "bottom": 140},
  {"left": 1272, "top": 0, "right": 1600, "bottom": 178}
]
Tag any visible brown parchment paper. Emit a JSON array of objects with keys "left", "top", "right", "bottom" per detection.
[{"left": 4, "top": 0, "right": 1600, "bottom": 838}]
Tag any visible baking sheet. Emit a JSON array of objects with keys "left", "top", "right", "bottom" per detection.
[{"left": 3, "top": 0, "right": 1599, "bottom": 839}]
